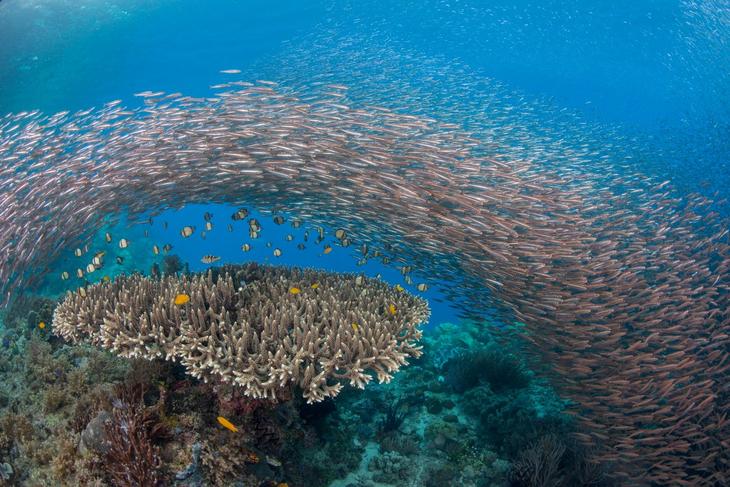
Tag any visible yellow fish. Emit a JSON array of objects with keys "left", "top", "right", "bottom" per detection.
[
  {"left": 351, "top": 323, "right": 359, "bottom": 331},
  {"left": 103, "top": 276, "right": 111, "bottom": 282},
  {"left": 289, "top": 287, "right": 301, "bottom": 294},
  {"left": 310, "top": 283, "right": 319, "bottom": 289},
  {"left": 217, "top": 416, "right": 238, "bottom": 432},
  {"left": 388, "top": 304, "right": 397, "bottom": 315},
  {"left": 174, "top": 293, "right": 190, "bottom": 306},
  {"left": 323, "top": 245, "right": 333, "bottom": 254},
  {"left": 395, "top": 284, "right": 404, "bottom": 292},
  {"left": 38, "top": 321, "right": 46, "bottom": 330}
]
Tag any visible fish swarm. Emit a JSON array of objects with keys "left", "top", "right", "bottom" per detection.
[
  {"left": 52, "top": 263, "right": 429, "bottom": 403},
  {"left": 2, "top": 82, "right": 730, "bottom": 484}
]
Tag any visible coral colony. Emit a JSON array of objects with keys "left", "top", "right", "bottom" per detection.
[{"left": 54, "top": 264, "right": 428, "bottom": 403}]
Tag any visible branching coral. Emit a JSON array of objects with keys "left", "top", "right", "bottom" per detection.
[
  {"left": 53, "top": 263, "right": 429, "bottom": 403},
  {"left": 509, "top": 434, "right": 566, "bottom": 487},
  {"left": 444, "top": 347, "right": 530, "bottom": 394},
  {"left": 102, "top": 383, "right": 168, "bottom": 487}
]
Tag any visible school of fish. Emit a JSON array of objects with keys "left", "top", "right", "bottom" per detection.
[{"left": 0, "top": 79, "right": 729, "bottom": 484}]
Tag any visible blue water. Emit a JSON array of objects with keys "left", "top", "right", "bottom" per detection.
[{"left": 1, "top": 0, "right": 726, "bottom": 196}]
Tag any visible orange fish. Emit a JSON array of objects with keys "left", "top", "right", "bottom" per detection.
[
  {"left": 174, "top": 293, "right": 190, "bottom": 306},
  {"left": 217, "top": 416, "right": 238, "bottom": 432}
]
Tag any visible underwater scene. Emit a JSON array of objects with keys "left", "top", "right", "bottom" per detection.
[{"left": 0, "top": 1, "right": 729, "bottom": 486}]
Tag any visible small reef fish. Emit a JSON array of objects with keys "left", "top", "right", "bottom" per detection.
[
  {"left": 232, "top": 208, "right": 249, "bottom": 221},
  {"left": 289, "top": 287, "right": 301, "bottom": 294},
  {"left": 220, "top": 69, "right": 241, "bottom": 74},
  {"left": 118, "top": 238, "right": 129, "bottom": 249},
  {"left": 241, "top": 243, "right": 251, "bottom": 252},
  {"left": 355, "top": 275, "right": 364, "bottom": 285},
  {"left": 310, "top": 283, "right": 319, "bottom": 289},
  {"left": 273, "top": 215, "right": 285, "bottom": 225},
  {"left": 388, "top": 304, "right": 397, "bottom": 315},
  {"left": 351, "top": 323, "right": 359, "bottom": 331},
  {"left": 181, "top": 226, "right": 194, "bottom": 238},
  {"left": 323, "top": 245, "right": 333, "bottom": 254},
  {"left": 61, "top": 271, "right": 69, "bottom": 280},
  {"left": 205, "top": 221, "right": 213, "bottom": 231},
  {"left": 74, "top": 248, "right": 83, "bottom": 257},
  {"left": 174, "top": 294, "right": 190, "bottom": 306},
  {"left": 417, "top": 283, "right": 428, "bottom": 292},
  {"left": 38, "top": 321, "right": 46, "bottom": 330},
  {"left": 105, "top": 232, "right": 112, "bottom": 243},
  {"left": 217, "top": 416, "right": 238, "bottom": 432},
  {"left": 395, "top": 284, "right": 404, "bottom": 292},
  {"left": 153, "top": 245, "right": 160, "bottom": 255},
  {"left": 116, "top": 256, "right": 124, "bottom": 264},
  {"left": 163, "top": 244, "right": 173, "bottom": 253},
  {"left": 201, "top": 255, "right": 221, "bottom": 264},
  {"left": 335, "top": 229, "right": 346, "bottom": 240},
  {"left": 273, "top": 248, "right": 282, "bottom": 257}
]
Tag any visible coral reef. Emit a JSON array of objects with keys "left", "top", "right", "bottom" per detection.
[
  {"left": 53, "top": 263, "right": 429, "bottom": 402},
  {"left": 1, "top": 291, "right": 582, "bottom": 486}
]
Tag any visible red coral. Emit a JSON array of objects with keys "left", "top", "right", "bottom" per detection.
[{"left": 103, "top": 383, "right": 168, "bottom": 486}]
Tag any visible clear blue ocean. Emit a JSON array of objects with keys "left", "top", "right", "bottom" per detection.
[{"left": 0, "top": 1, "right": 728, "bottom": 486}]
